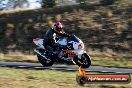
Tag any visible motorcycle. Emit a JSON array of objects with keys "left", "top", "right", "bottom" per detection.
[{"left": 33, "top": 35, "right": 91, "bottom": 68}]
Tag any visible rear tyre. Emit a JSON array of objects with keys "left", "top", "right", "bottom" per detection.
[
  {"left": 37, "top": 49, "right": 54, "bottom": 67},
  {"left": 73, "top": 53, "right": 91, "bottom": 68}
]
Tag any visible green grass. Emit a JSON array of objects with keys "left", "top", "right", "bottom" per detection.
[
  {"left": 0, "top": 53, "right": 38, "bottom": 63},
  {"left": 92, "top": 58, "right": 132, "bottom": 68},
  {"left": 0, "top": 67, "right": 131, "bottom": 88},
  {"left": 91, "top": 56, "right": 132, "bottom": 68},
  {"left": 89, "top": 51, "right": 132, "bottom": 68}
]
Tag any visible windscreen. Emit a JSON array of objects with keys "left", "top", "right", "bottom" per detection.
[{"left": 68, "top": 35, "right": 79, "bottom": 42}]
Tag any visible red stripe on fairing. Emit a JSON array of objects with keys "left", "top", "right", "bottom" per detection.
[{"left": 78, "top": 43, "right": 82, "bottom": 49}]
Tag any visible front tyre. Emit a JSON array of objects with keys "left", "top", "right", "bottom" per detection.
[{"left": 73, "top": 53, "right": 91, "bottom": 68}]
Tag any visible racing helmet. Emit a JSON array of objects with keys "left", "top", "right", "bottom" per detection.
[{"left": 54, "top": 22, "right": 63, "bottom": 33}]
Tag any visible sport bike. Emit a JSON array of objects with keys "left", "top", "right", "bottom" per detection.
[{"left": 33, "top": 35, "right": 91, "bottom": 68}]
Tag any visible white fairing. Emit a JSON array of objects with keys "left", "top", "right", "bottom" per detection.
[
  {"left": 33, "top": 35, "right": 86, "bottom": 59},
  {"left": 57, "top": 37, "right": 84, "bottom": 50},
  {"left": 57, "top": 36, "right": 86, "bottom": 59},
  {"left": 72, "top": 50, "right": 86, "bottom": 59},
  {"left": 33, "top": 38, "right": 45, "bottom": 49},
  {"left": 57, "top": 38, "right": 67, "bottom": 45}
]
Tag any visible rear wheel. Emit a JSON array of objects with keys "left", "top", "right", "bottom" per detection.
[
  {"left": 37, "top": 49, "right": 54, "bottom": 67},
  {"left": 73, "top": 53, "right": 91, "bottom": 68}
]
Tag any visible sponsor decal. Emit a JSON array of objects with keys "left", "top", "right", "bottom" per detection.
[{"left": 76, "top": 67, "right": 131, "bottom": 84}]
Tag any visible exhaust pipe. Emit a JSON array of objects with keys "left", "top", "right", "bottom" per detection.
[{"left": 33, "top": 49, "right": 51, "bottom": 61}]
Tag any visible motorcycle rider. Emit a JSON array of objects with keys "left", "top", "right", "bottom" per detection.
[{"left": 44, "top": 20, "right": 71, "bottom": 52}]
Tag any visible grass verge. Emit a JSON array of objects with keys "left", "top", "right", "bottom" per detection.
[
  {"left": 0, "top": 53, "right": 38, "bottom": 63},
  {"left": 0, "top": 67, "right": 132, "bottom": 88},
  {"left": 89, "top": 51, "right": 132, "bottom": 68}
]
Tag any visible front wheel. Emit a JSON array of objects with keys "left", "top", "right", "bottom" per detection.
[{"left": 73, "top": 53, "right": 91, "bottom": 68}]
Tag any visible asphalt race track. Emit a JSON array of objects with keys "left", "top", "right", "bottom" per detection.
[{"left": 0, "top": 61, "right": 132, "bottom": 74}]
